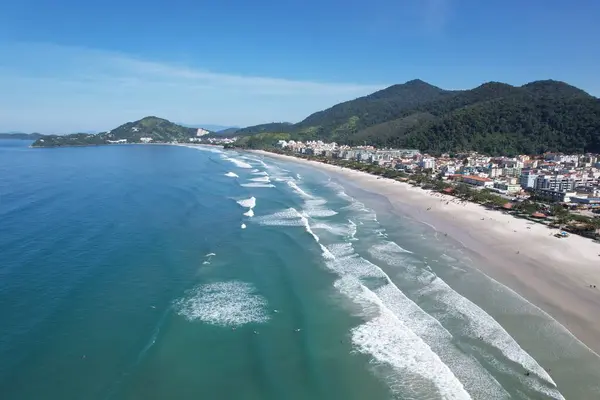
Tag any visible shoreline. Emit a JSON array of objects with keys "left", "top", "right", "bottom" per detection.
[{"left": 250, "top": 149, "right": 600, "bottom": 356}]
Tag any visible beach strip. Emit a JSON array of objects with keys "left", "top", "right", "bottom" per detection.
[{"left": 252, "top": 150, "right": 600, "bottom": 355}]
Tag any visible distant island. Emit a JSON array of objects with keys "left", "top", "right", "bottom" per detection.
[
  {"left": 31, "top": 117, "right": 209, "bottom": 148},
  {"left": 30, "top": 78, "right": 600, "bottom": 155},
  {"left": 0, "top": 133, "right": 44, "bottom": 140}
]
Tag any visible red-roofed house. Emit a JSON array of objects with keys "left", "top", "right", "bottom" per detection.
[{"left": 462, "top": 175, "right": 494, "bottom": 188}]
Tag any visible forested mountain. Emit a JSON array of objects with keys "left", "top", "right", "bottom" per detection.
[
  {"left": 32, "top": 117, "right": 198, "bottom": 147},
  {"left": 234, "top": 122, "right": 295, "bottom": 135},
  {"left": 293, "top": 79, "right": 453, "bottom": 142},
  {"left": 215, "top": 127, "right": 242, "bottom": 136},
  {"left": 234, "top": 79, "right": 600, "bottom": 155}
]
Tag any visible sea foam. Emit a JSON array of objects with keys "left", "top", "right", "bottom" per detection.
[
  {"left": 224, "top": 157, "right": 252, "bottom": 169},
  {"left": 369, "top": 241, "right": 560, "bottom": 390},
  {"left": 237, "top": 197, "right": 256, "bottom": 209},
  {"left": 240, "top": 183, "right": 275, "bottom": 188},
  {"left": 335, "top": 276, "right": 472, "bottom": 400},
  {"left": 225, "top": 172, "right": 239, "bottom": 178},
  {"left": 255, "top": 208, "right": 305, "bottom": 226},
  {"left": 291, "top": 194, "right": 507, "bottom": 398},
  {"left": 287, "top": 181, "right": 312, "bottom": 198},
  {"left": 250, "top": 176, "right": 271, "bottom": 183},
  {"left": 174, "top": 281, "right": 269, "bottom": 326}
]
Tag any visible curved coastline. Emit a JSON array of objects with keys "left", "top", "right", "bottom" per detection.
[{"left": 250, "top": 150, "right": 600, "bottom": 358}]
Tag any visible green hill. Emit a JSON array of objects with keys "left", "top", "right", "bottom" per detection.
[
  {"left": 32, "top": 117, "right": 197, "bottom": 147},
  {"left": 235, "top": 79, "right": 600, "bottom": 155},
  {"left": 235, "top": 122, "right": 295, "bottom": 135},
  {"left": 293, "top": 79, "right": 453, "bottom": 142}
]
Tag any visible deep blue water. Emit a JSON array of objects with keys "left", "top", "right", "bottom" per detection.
[{"left": 2, "top": 140, "right": 600, "bottom": 400}]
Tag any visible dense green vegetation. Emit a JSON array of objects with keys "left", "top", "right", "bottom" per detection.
[
  {"left": 232, "top": 132, "right": 292, "bottom": 149},
  {"left": 234, "top": 122, "right": 294, "bottom": 135},
  {"left": 214, "top": 127, "right": 241, "bottom": 136},
  {"left": 237, "top": 79, "right": 600, "bottom": 155},
  {"left": 32, "top": 117, "right": 198, "bottom": 147}
]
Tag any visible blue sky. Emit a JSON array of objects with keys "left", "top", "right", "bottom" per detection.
[{"left": 1, "top": 0, "right": 599, "bottom": 133}]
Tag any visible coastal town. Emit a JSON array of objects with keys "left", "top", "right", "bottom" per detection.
[{"left": 264, "top": 139, "right": 600, "bottom": 240}]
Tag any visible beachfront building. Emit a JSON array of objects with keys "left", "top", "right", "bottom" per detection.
[
  {"left": 570, "top": 196, "right": 600, "bottom": 206},
  {"left": 419, "top": 157, "right": 436, "bottom": 170},
  {"left": 140, "top": 137, "right": 153, "bottom": 143},
  {"left": 534, "top": 174, "right": 576, "bottom": 192},
  {"left": 520, "top": 171, "right": 538, "bottom": 189},
  {"left": 533, "top": 189, "right": 577, "bottom": 203},
  {"left": 494, "top": 181, "right": 522, "bottom": 194},
  {"left": 461, "top": 175, "right": 494, "bottom": 188}
]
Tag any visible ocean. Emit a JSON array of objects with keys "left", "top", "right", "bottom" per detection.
[{"left": 1, "top": 140, "right": 600, "bottom": 399}]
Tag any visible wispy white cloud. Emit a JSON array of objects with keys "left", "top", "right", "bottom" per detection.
[{"left": 0, "top": 42, "right": 386, "bottom": 133}]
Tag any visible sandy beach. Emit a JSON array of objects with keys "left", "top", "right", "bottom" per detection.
[{"left": 253, "top": 150, "right": 600, "bottom": 356}]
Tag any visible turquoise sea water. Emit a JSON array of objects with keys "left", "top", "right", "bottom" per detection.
[{"left": 1, "top": 141, "right": 600, "bottom": 399}]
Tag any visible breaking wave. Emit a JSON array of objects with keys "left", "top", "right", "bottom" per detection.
[
  {"left": 250, "top": 176, "right": 271, "bottom": 183},
  {"left": 223, "top": 157, "right": 252, "bottom": 169},
  {"left": 236, "top": 197, "right": 256, "bottom": 209},
  {"left": 240, "top": 183, "right": 276, "bottom": 188},
  {"left": 287, "top": 181, "right": 312, "bottom": 198},
  {"left": 369, "top": 241, "right": 562, "bottom": 395}
]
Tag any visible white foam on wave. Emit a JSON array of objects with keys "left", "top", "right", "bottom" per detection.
[
  {"left": 348, "top": 219, "right": 358, "bottom": 240},
  {"left": 369, "top": 242, "right": 559, "bottom": 390},
  {"left": 174, "top": 281, "right": 269, "bottom": 326},
  {"left": 225, "top": 172, "right": 239, "bottom": 178},
  {"left": 237, "top": 196, "right": 256, "bottom": 209},
  {"left": 255, "top": 208, "right": 304, "bottom": 226},
  {"left": 423, "top": 277, "right": 558, "bottom": 386},
  {"left": 241, "top": 223, "right": 247, "bottom": 229},
  {"left": 250, "top": 176, "right": 271, "bottom": 183},
  {"left": 183, "top": 145, "right": 223, "bottom": 154},
  {"left": 252, "top": 171, "right": 269, "bottom": 176},
  {"left": 304, "top": 209, "right": 338, "bottom": 218},
  {"left": 324, "top": 243, "right": 386, "bottom": 278},
  {"left": 342, "top": 199, "right": 377, "bottom": 221},
  {"left": 373, "top": 282, "right": 509, "bottom": 399},
  {"left": 287, "top": 181, "right": 312, "bottom": 198},
  {"left": 303, "top": 198, "right": 338, "bottom": 218},
  {"left": 224, "top": 157, "right": 252, "bottom": 169},
  {"left": 293, "top": 207, "right": 506, "bottom": 398},
  {"left": 335, "top": 276, "right": 472, "bottom": 400},
  {"left": 237, "top": 196, "right": 256, "bottom": 218},
  {"left": 311, "top": 221, "right": 356, "bottom": 237},
  {"left": 241, "top": 183, "right": 275, "bottom": 188},
  {"left": 296, "top": 210, "right": 336, "bottom": 259}
]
